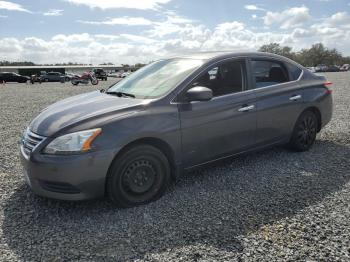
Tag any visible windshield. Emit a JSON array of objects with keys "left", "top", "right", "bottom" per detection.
[{"left": 107, "top": 58, "right": 204, "bottom": 99}]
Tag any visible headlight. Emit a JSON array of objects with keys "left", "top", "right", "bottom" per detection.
[{"left": 43, "top": 128, "right": 102, "bottom": 154}]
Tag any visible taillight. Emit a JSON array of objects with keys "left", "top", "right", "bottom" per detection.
[{"left": 324, "top": 81, "right": 333, "bottom": 94}]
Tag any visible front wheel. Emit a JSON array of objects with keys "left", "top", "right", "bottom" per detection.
[
  {"left": 107, "top": 145, "right": 171, "bottom": 207},
  {"left": 289, "top": 111, "right": 318, "bottom": 152}
]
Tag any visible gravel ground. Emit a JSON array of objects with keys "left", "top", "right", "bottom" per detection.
[{"left": 0, "top": 74, "right": 349, "bottom": 261}]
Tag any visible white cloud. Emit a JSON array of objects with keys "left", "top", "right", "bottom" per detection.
[
  {"left": 94, "top": 34, "right": 120, "bottom": 41},
  {"left": 0, "top": 1, "right": 31, "bottom": 12},
  {"left": 1, "top": 10, "right": 350, "bottom": 65},
  {"left": 215, "top": 22, "right": 245, "bottom": 32},
  {"left": 146, "top": 13, "right": 197, "bottom": 37},
  {"left": 263, "top": 6, "right": 311, "bottom": 29},
  {"left": 51, "top": 33, "right": 94, "bottom": 43},
  {"left": 78, "top": 17, "right": 154, "bottom": 26},
  {"left": 244, "top": 5, "right": 265, "bottom": 11},
  {"left": 328, "top": 12, "right": 350, "bottom": 25},
  {"left": 64, "top": 0, "right": 171, "bottom": 10},
  {"left": 43, "top": 9, "right": 64, "bottom": 16},
  {"left": 120, "top": 34, "right": 157, "bottom": 44}
]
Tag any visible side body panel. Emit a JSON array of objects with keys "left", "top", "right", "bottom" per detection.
[
  {"left": 254, "top": 82, "right": 304, "bottom": 144},
  {"left": 178, "top": 92, "right": 257, "bottom": 167}
]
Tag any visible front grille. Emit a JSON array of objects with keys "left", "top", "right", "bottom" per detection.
[{"left": 22, "top": 129, "right": 46, "bottom": 157}]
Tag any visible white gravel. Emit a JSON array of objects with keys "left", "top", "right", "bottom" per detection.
[{"left": 0, "top": 74, "right": 349, "bottom": 261}]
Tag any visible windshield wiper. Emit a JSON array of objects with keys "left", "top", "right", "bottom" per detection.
[{"left": 105, "top": 91, "right": 135, "bottom": 98}]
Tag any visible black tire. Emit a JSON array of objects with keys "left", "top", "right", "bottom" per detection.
[
  {"left": 107, "top": 144, "right": 171, "bottom": 207},
  {"left": 289, "top": 111, "right": 318, "bottom": 152}
]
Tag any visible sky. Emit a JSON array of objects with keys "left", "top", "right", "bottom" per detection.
[{"left": 0, "top": 0, "right": 349, "bottom": 64}]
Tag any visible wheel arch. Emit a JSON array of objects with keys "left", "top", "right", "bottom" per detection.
[{"left": 105, "top": 137, "right": 178, "bottom": 195}]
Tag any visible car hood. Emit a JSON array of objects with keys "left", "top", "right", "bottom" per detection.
[{"left": 29, "top": 91, "right": 145, "bottom": 137}]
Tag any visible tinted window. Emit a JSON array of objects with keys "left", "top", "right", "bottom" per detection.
[
  {"left": 286, "top": 63, "right": 302, "bottom": 80},
  {"left": 193, "top": 60, "right": 246, "bottom": 97},
  {"left": 252, "top": 60, "right": 289, "bottom": 89}
]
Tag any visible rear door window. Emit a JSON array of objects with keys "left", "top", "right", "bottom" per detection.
[{"left": 251, "top": 60, "right": 289, "bottom": 89}]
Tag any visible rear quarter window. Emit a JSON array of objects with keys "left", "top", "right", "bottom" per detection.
[{"left": 286, "top": 63, "right": 303, "bottom": 81}]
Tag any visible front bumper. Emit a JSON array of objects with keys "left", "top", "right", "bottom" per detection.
[{"left": 20, "top": 146, "right": 115, "bottom": 201}]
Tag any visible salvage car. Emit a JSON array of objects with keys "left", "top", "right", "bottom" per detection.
[
  {"left": 0, "top": 72, "right": 29, "bottom": 83},
  {"left": 41, "top": 72, "right": 66, "bottom": 82},
  {"left": 93, "top": 68, "right": 108, "bottom": 81},
  {"left": 340, "top": 64, "right": 350, "bottom": 71},
  {"left": 20, "top": 52, "right": 333, "bottom": 207}
]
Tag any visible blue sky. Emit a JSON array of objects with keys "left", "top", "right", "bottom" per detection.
[{"left": 0, "top": 0, "right": 349, "bottom": 64}]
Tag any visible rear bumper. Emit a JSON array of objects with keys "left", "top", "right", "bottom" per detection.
[{"left": 20, "top": 147, "right": 115, "bottom": 201}]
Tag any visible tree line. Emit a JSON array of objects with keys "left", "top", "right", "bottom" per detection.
[
  {"left": 1, "top": 43, "right": 349, "bottom": 67},
  {"left": 259, "top": 43, "right": 350, "bottom": 67}
]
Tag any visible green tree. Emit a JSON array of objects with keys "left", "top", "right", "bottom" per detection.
[
  {"left": 259, "top": 42, "right": 348, "bottom": 67},
  {"left": 259, "top": 43, "right": 296, "bottom": 60}
]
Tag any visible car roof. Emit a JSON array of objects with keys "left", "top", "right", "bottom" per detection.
[{"left": 172, "top": 51, "right": 295, "bottom": 63}]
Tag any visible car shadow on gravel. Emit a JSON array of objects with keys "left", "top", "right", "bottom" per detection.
[{"left": 2, "top": 140, "right": 350, "bottom": 261}]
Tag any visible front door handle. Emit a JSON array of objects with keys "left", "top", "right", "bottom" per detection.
[
  {"left": 238, "top": 105, "right": 255, "bottom": 112},
  {"left": 289, "top": 95, "right": 302, "bottom": 101}
]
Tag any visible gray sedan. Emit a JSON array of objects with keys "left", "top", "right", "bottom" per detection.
[
  {"left": 41, "top": 72, "right": 66, "bottom": 82},
  {"left": 20, "top": 52, "right": 333, "bottom": 207}
]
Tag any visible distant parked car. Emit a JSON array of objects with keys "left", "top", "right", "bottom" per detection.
[
  {"left": 41, "top": 72, "right": 66, "bottom": 83},
  {"left": 340, "top": 64, "right": 350, "bottom": 71},
  {"left": 306, "top": 67, "right": 316, "bottom": 73},
  {"left": 65, "top": 73, "right": 77, "bottom": 81},
  {"left": 315, "top": 64, "right": 328, "bottom": 72},
  {"left": 93, "top": 68, "right": 108, "bottom": 81},
  {"left": 121, "top": 72, "right": 131, "bottom": 78},
  {"left": 108, "top": 72, "right": 121, "bottom": 78},
  {"left": 327, "top": 66, "right": 340, "bottom": 72},
  {"left": 0, "top": 72, "right": 29, "bottom": 83}
]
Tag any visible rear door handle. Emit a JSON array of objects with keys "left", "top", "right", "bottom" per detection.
[
  {"left": 289, "top": 95, "right": 302, "bottom": 101},
  {"left": 238, "top": 105, "right": 255, "bottom": 112}
]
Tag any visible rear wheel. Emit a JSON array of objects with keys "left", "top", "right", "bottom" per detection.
[
  {"left": 107, "top": 145, "right": 171, "bottom": 207},
  {"left": 289, "top": 111, "right": 318, "bottom": 152}
]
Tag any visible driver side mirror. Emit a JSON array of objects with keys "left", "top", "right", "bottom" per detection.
[{"left": 186, "top": 86, "right": 213, "bottom": 102}]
